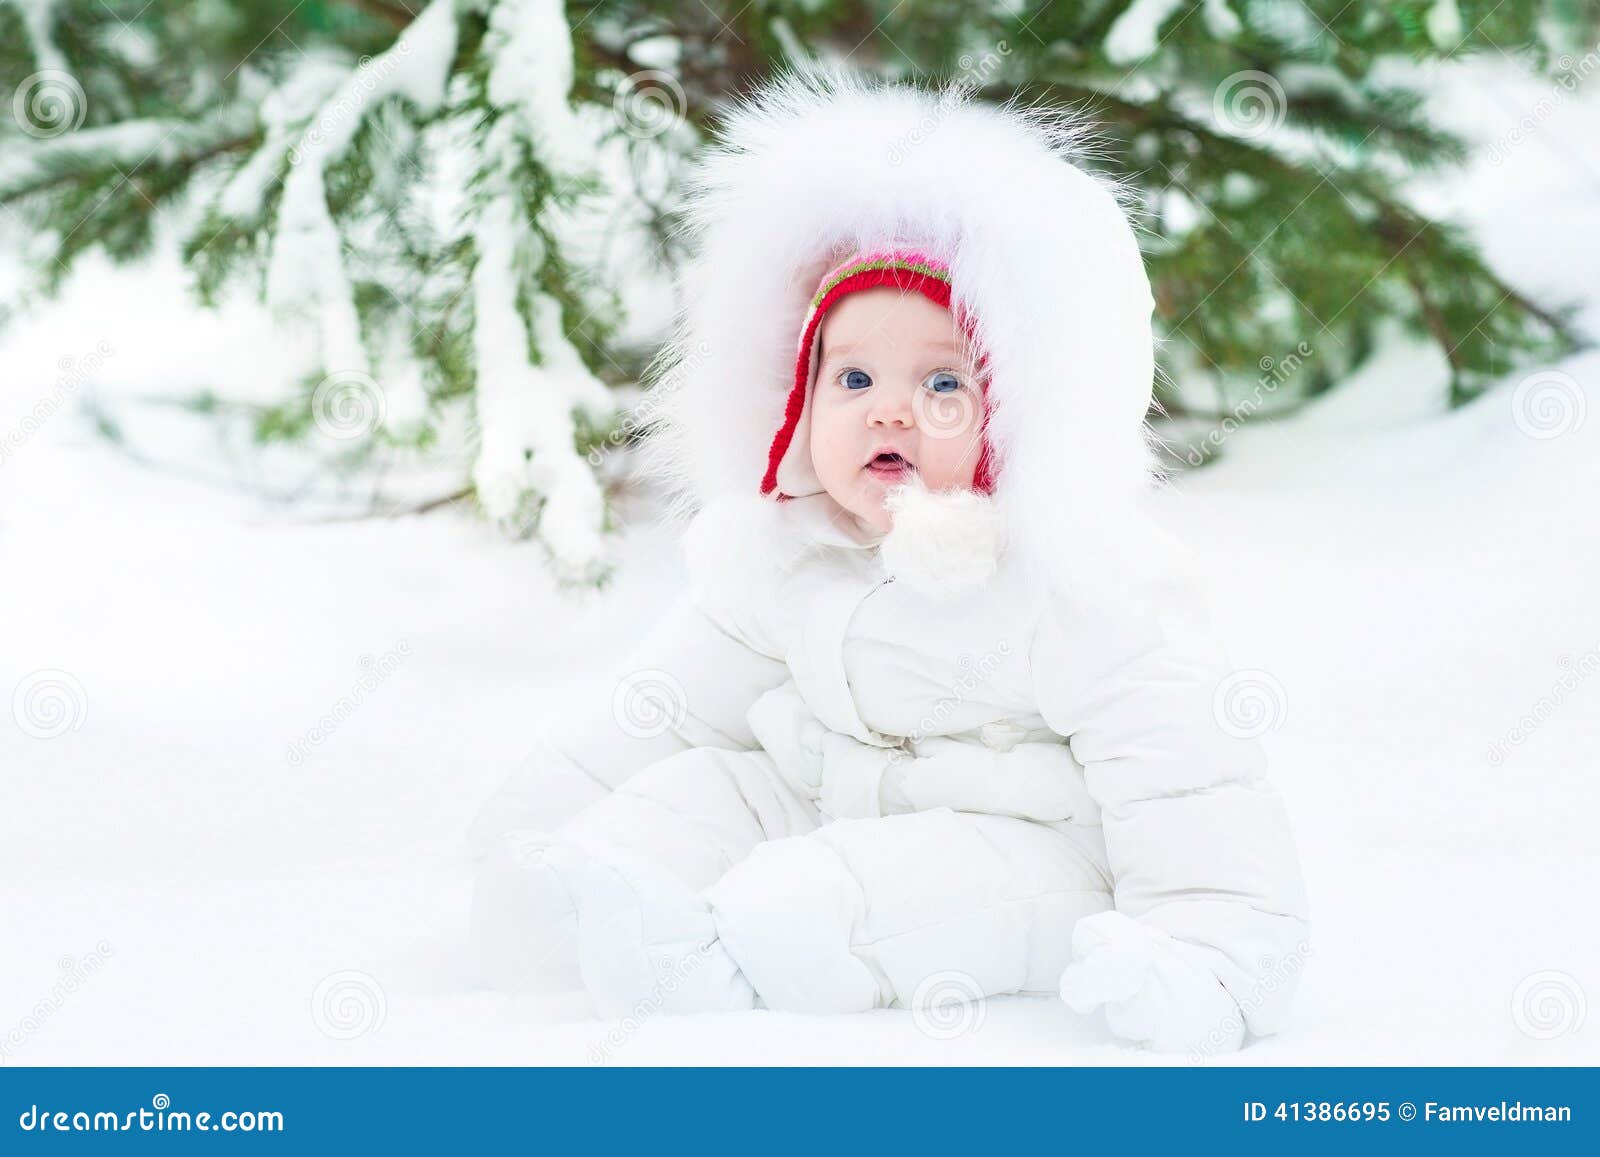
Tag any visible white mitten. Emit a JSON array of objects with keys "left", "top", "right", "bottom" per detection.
[
  {"left": 818, "top": 732, "right": 909, "bottom": 820},
  {"left": 747, "top": 681, "right": 910, "bottom": 817},
  {"left": 1059, "top": 910, "right": 1244, "bottom": 1055},
  {"left": 746, "top": 681, "right": 828, "bottom": 798}
]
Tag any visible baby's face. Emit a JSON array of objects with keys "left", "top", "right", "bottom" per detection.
[{"left": 807, "top": 287, "right": 985, "bottom": 532}]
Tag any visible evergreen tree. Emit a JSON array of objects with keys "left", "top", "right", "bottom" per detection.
[{"left": 2, "top": 1, "right": 1591, "bottom": 576}]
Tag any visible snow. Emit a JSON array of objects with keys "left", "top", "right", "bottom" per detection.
[
  {"left": 465, "top": 0, "right": 617, "bottom": 577},
  {"left": 1201, "top": 0, "right": 1241, "bottom": 42},
  {"left": 483, "top": 0, "right": 591, "bottom": 172},
  {"left": 1426, "top": 0, "right": 1465, "bottom": 51},
  {"left": 2, "top": 59, "right": 1599, "bottom": 1066},
  {"left": 468, "top": 195, "right": 611, "bottom": 576},
  {"left": 1094, "top": 0, "right": 1238, "bottom": 65},
  {"left": 1103, "top": 0, "right": 1187, "bottom": 66},
  {"left": 5, "top": 0, "right": 67, "bottom": 76},
  {"left": 217, "top": 52, "right": 351, "bottom": 222},
  {"left": 0, "top": 110, "right": 256, "bottom": 199}
]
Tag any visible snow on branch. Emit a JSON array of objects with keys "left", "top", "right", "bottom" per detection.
[
  {"left": 0, "top": 107, "right": 256, "bottom": 202},
  {"left": 467, "top": 0, "right": 617, "bottom": 580},
  {"left": 1104, "top": 0, "right": 1242, "bottom": 64},
  {"left": 5, "top": 0, "right": 68, "bottom": 75},
  {"left": 263, "top": 0, "right": 458, "bottom": 380}
]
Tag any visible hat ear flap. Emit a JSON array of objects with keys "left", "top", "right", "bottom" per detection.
[{"left": 773, "top": 335, "right": 824, "bottom": 497}]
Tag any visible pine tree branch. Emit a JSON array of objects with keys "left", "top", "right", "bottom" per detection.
[
  {"left": 984, "top": 79, "right": 1582, "bottom": 351},
  {"left": 1372, "top": 196, "right": 1575, "bottom": 338},
  {"left": 1497, "top": 281, "right": 1574, "bottom": 339},
  {"left": 0, "top": 109, "right": 260, "bottom": 205},
  {"left": 1277, "top": 89, "right": 1465, "bottom": 168},
  {"left": 1399, "top": 259, "right": 1462, "bottom": 377}
]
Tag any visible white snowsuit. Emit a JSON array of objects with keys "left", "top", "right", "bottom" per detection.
[{"left": 469, "top": 70, "right": 1311, "bottom": 1052}]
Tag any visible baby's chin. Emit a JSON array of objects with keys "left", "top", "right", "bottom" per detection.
[
  {"left": 853, "top": 498, "right": 895, "bottom": 535},
  {"left": 821, "top": 483, "right": 894, "bottom": 534}
]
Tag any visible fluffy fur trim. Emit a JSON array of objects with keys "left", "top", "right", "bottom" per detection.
[
  {"left": 641, "top": 64, "right": 1173, "bottom": 605},
  {"left": 879, "top": 477, "right": 1004, "bottom": 597}
]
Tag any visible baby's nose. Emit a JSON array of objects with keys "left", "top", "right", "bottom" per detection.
[{"left": 866, "top": 385, "right": 915, "bottom": 427}]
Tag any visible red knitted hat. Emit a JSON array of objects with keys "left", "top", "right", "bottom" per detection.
[{"left": 760, "top": 248, "right": 998, "bottom": 499}]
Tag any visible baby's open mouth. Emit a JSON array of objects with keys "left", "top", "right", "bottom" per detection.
[{"left": 864, "top": 450, "right": 915, "bottom": 481}]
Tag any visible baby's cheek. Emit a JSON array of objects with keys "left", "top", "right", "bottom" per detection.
[
  {"left": 918, "top": 433, "right": 980, "bottom": 490},
  {"left": 812, "top": 435, "right": 854, "bottom": 489},
  {"left": 912, "top": 396, "right": 983, "bottom": 484}
]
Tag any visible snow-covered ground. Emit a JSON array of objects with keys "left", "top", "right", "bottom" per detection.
[{"left": 2, "top": 60, "right": 1597, "bottom": 1066}]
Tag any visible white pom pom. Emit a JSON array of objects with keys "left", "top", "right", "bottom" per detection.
[{"left": 879, "top": 476, "right": 1005, "bottom": 597}]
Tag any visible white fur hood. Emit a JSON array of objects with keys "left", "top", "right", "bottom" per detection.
[{"left": 640, "top": 65, "right": 1178, "bottom": 602}]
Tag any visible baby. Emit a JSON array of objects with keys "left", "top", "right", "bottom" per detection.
[{"left": 468, "top": 74, "right": 1310, "bottom": 1055}]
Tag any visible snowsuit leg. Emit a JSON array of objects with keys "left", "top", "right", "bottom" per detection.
[
  {"left": 474, "top": 750, "right": 1114, "bottom": 1020},
  {"left": 706, "top": 807, "right": 1115, "bottom": 1014},
  {"left": 469, "top": 744, "right": 816, "bottom": 1001}
]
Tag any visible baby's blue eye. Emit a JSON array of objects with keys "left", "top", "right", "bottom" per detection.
[
  {"left": 840, "top": 369, "right": 873, "bottom": 390},
  {"left": 924, "top": 371, "right": 962, "bottom": 394}
]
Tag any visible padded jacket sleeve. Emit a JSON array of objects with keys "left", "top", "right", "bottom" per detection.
[
  {"left": 467, "top": 593, "right": 790, "bottom": 852},
  {"left": 1030, "top": 577, "right": 1312, "bottom": 1039}
]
